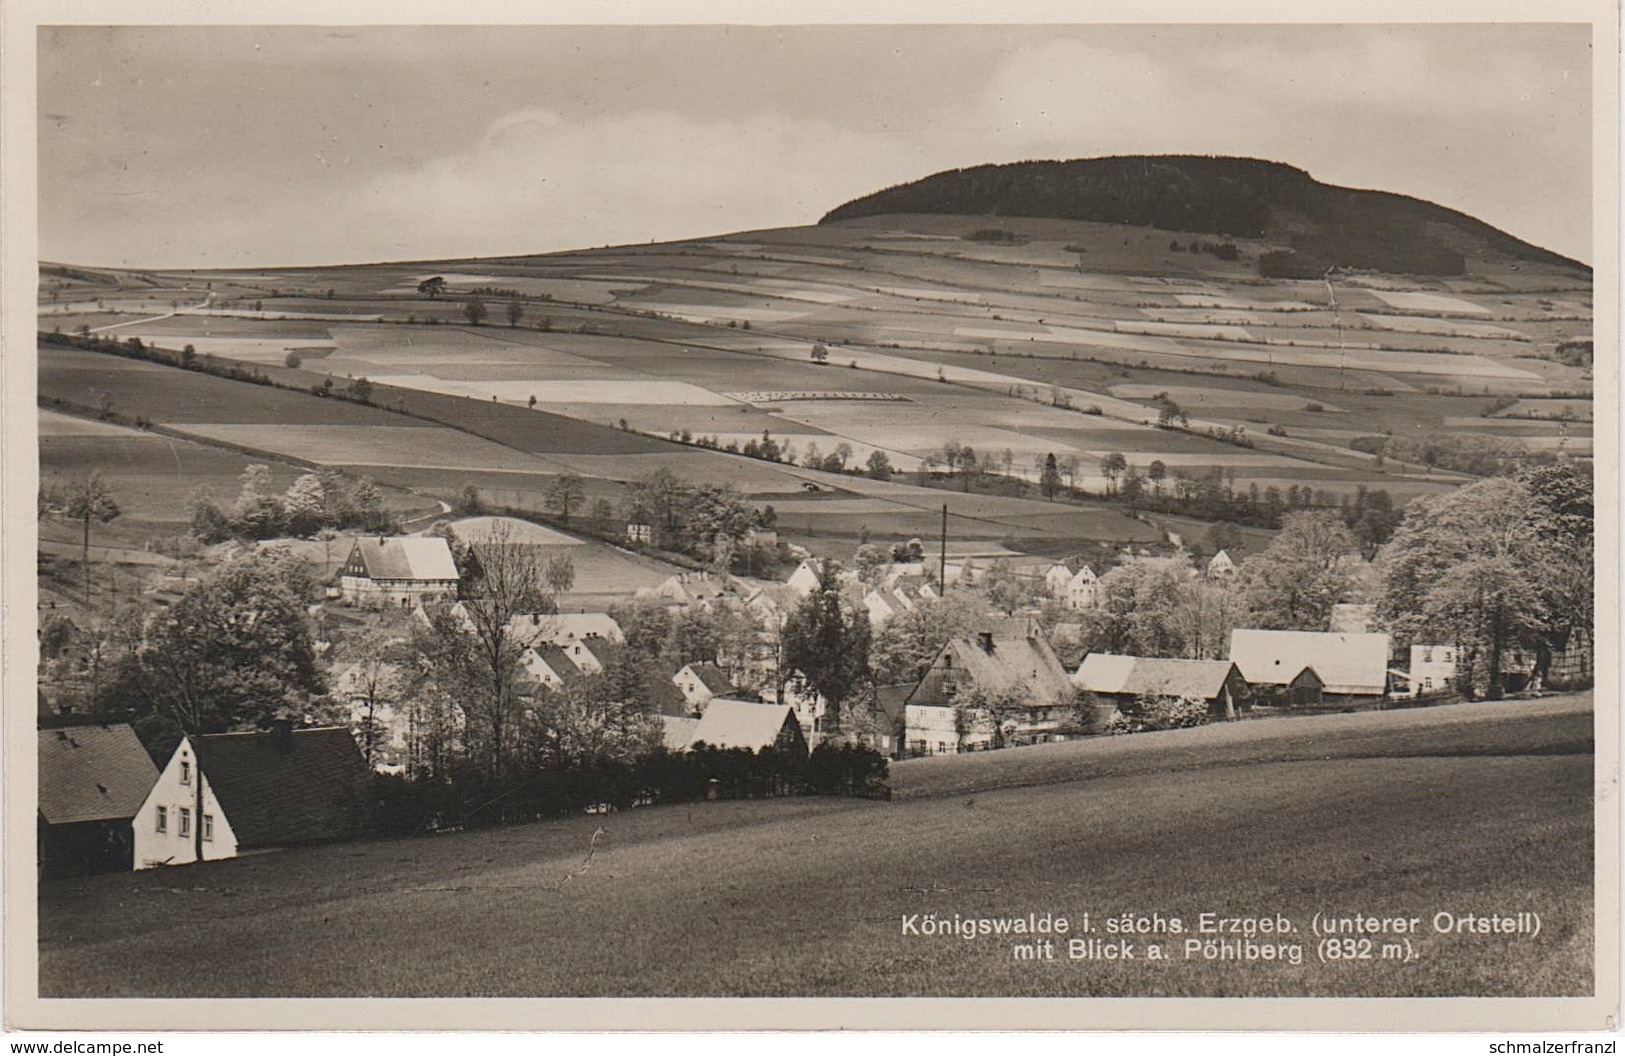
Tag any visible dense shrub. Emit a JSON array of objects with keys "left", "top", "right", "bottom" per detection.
[
  {"left": 1105, "top": 694, "right": 1209, "bottom": 734},
  {"left": 372, "top": 742, "right": 891, "bottom": 835}
]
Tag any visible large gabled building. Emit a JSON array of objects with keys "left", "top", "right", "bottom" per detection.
[
  {"left": 339, "top": 536, "right": 460, "bottom": 608},
  {"left": 903, "top": 631, "right": 1077, "bottom": 753},
  {"left": 1228, "top": 629, "right": 1391, "bottom": 706}
]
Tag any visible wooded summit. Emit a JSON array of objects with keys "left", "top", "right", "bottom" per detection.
[{"left": 821, "top": 155, "right": 1590, "bottom": 278}]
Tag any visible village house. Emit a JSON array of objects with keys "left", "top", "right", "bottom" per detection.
[
  {"left": 1395, "top": 643, "right": 1458, "bottom": 698},
  {"left": 1062, "top": 565, "right": 1100, "bottom": 610},
  {"left": 903, "top": 631, "right": 1076, "bottom": 753},
  {"left": 670, "top": 700, "right": 809, "bottom": 756},
  {"left": 339, "top": 535, "right": 460, "bottom": 608},
  {"left": 519, "top": 645, "right": 593, "bottom": 691},
  {"left": 862, "top": 575, "right": 937, "bottom": 628},
  {"left": 673, "top": 661, "right": 739, "bottom": 711},
  {"left": 779, "top": 677, "right": 831, "bottom": 740},
  {"left": 133, "top": 722, "right": 372, "bottom": 869},
  {"left": 1228, "top": 629, "right": 1391, "bottom": 707},
  {"left": 38, "top": 724, "right": 159, "bottom": 879},
  {"left": 1206, "top": 549, "right": 1237, "bottom": 578},
  {"left": 1074, "top": 654, "right": 1251, "bottom": 720},
  {"left": 625, "top": 521, "right": 656, "bottom": 546},
  {"left": 1043, "top": 561, "right": 1078, "bottom": 595},
  {"left": 332, "top": 659, "right": 412, "bottom": 772},
  {"left": 638, "top": 570, "right": 743, "bottom": 608},
  {"left": 786, "top": 559, "right": 825, "bottom": 597}
]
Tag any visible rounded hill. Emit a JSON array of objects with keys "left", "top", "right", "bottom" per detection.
[{"left": 820, "top": 155, "right": 1588, "bottom": 277}]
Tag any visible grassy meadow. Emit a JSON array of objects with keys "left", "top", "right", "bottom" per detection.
[{"left": 39, "top": 693, "right": 1593, "bottom": 998}]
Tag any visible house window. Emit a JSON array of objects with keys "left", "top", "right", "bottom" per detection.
[
  {"left": 155, "top": 806, "right": 167, "bottom": 833},
  {"left": 180, "top": 759, "right": 191, "bottom": 785},
  {"left": 202, "top": 814, "right": 214, "bottom": 842},
  {"left": 178, "top": 808, "right": 191, "bottom": 837}
]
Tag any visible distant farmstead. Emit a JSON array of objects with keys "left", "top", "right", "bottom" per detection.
[{"left": 339, "top": 536, "right": 460, "bottom": 608}]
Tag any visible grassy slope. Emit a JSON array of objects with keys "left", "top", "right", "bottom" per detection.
[{"left": 40, "top": 694, "right": 1593, "bottom": 998}]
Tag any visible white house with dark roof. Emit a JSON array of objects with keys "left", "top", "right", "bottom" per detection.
[
  {"left": 134, "top": 724, "right": 371, "bottom": 869},
  {"left": 38, "top": 724, "right": 160, "bottom": 878},
  {"left": 339, "top": 536, "right": 460, "bottom": 608},
  {"left": 673, "top": 662, "right": 738, "bottom": 711},
  {"left": 520, "top": 646, "right": 592, "bottom": 691}
]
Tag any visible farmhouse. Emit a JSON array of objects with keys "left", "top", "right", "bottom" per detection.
[
  {"left": 1074, "top": 654, "right": 1251, "bottom": 719},
  {"left": 1229, "top": 629, "right": 1390, "bottom": 705},
  {"left": 904, "top": 631, "right": 1076, "bottom": 751},
  {"left": 673, "top": 661, "right": 739, "bottom": 711},
  {"left": 38, "top": 724, "right": 159, "bottom": 879},
  {"left": 339, "top": 536, "right": 460, "bottom": 608},
  {"left": 134, "top": 723, "right": 372, "bottom": 869},
  {"left": 1206, "top": 550, "right": 1236, "bottom": 577},
  {"left": 680, "top": 700, "right": 809, "bottom": 756}
]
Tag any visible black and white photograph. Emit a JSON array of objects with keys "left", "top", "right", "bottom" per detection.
[{"left": 5, "top": 1, "right": 1618, "bottom": 1036}]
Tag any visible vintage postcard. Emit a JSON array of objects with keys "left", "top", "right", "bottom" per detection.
[{"left": 4, "top": 0, "right": 1618, "bottom": 1036}]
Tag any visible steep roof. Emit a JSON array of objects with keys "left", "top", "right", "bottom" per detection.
[
  {"left": 911, "top": 633, "right": 1075, "bottom": 708},
  {"left": 684, "top": 662, "right": 737, "bottom": 696},
  {"left": 349, "top": 536, "right": 459, "bottom": 582},
  {"left": 1229, "top": 629, "right": 1390, "bottom": 695},
  {"left": 38, "top": 724, "right": 159, "bottom": 825},
  {"left": 1119, "top": 658, "right": 1239, "bottom": 701},
  {"left": 194, "top": 727, "right": 372, "bottom": 848},
  {"left": 688, "top": 700, "right": 802, "bottom": 752},
  {"left": 1074, "top": 653, "right": 1139, "bottom": 694}
]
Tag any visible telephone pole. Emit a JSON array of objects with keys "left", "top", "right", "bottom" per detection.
[{"left": 939, "top": 503, "right": 948, "bottom": 591}]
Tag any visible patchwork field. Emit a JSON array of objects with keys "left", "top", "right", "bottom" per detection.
[
  {"left": 39, "top": 693, "right": 1593, "bottom": 1001},
  {"left": 39, "top": 210, "right": 1590, "bottom": 568}
]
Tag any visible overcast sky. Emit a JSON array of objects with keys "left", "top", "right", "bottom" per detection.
[{"left": 39, "top": 23, "right": 1593, "bottom": 269}]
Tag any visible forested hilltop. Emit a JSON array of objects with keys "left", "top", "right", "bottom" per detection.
[{"left": 820, "top": 155, "right": 1589, "bottom": 277}]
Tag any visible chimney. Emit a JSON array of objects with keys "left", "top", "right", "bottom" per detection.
[
  {"left": 978, "top": 631, "right": 995, "bottom": 654},
  {"left": 273, "top": 717, "right": 295, "bottom": 754}
]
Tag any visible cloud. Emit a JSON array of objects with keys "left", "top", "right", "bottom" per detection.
[{"left": 344, "top": 106, "right": 924, "bottom": 260}]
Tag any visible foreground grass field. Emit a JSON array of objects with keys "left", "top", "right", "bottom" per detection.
[{"left": 40, "top": 694, "right": 1593, "bottom": 998}]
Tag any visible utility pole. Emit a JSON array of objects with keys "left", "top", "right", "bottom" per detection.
[{"left": 939, "top": 503, "right": 948, "bottom": 592}]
